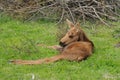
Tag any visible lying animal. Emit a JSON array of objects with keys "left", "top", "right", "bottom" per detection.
[{"left": 10, "top": 19, "right": 94, "bottom": 65}]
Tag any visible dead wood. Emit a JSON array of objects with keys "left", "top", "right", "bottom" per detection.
[{"left": 0, "top": 0, "right": 120, "bottom": 25}]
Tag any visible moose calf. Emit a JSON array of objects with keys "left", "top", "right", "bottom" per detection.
[{"left": 10, "top": 19, "right": 94, "bottom": 65}]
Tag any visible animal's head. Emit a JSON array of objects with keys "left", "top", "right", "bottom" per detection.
[{"left": 59, "top": 19, "right": 89, "bottom": 47}]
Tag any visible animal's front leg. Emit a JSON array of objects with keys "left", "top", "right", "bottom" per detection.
[
  {"left": 47, "top": 45, "right": 63, "bottom": 52},
  {"left": 37, "top": 44, "right": 63, "bottom": 52}
]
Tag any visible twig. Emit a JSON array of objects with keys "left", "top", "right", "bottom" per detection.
[
  {"left": 56, "top": 8, "right": 65, "bottom": 24},
  {"left": 92, "top": 7, "right": 110, "bottom": 27},
  {"left": 65, "top": 3, "right": 75, "bottom": 24}
]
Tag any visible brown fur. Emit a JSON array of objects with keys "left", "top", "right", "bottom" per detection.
[{"left": 10, "top": 19, "right": 94, "bottom": 65}]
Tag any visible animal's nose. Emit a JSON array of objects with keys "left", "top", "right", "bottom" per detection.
[{"left": 59, "top": 42, "right": 65, "bottom": 47}]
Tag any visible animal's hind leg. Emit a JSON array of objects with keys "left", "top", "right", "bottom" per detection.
[
  {"left": 61, "top": 53, "right": 85, "bottom": 61},
  {"left": 10, "top": 59, "right": 43, "bottom": 65},
  {"left": 38, "top": 54, "right": 64, "bottom": 64},
  {"left": 10, "top": 54, "right": 64, "bottom": 65}
]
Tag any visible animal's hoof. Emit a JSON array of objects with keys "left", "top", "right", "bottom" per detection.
[
  {"left": 8, "top": 60, "right": 22, "bottom": 64},
  {"left": 8, "top": 60, "right": 15, "bottom": 64},
  {"left": 9, "top": 60, "right": 14, "bottom": 62}
]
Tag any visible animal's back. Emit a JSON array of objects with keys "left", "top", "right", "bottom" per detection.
[{"left": 61, "top": 41, "right": 93, "bottom": 61}]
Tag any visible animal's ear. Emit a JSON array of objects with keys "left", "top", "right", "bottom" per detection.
[
  {"left": 66, "top": 19, "right": 74, "bottom": 28},
  {"left": 75, "top": 22, "right": 81, "bottom": 29},
  {"left": 75, "top": 22, "right": 80, "bottom": 27}
]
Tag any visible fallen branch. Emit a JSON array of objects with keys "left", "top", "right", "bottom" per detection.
[{"left": 0, "top": 0, "right": 120, "bottom": 25}]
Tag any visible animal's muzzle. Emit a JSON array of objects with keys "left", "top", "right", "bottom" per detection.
[{"left": 59, "top": 42, "right": 66, "bottom": 47}]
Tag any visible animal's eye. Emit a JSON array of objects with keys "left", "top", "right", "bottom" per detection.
[{"left": 69, "top": 35, "right": 74, "bottom": 38}]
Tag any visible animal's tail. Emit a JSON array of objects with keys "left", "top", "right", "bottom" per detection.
[{"left": 10, "top": 54, "right": 63, "bottom": 65}]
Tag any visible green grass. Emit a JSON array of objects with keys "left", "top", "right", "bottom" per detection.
[{"left": 0, "top": 15, "right": 120, "bottom": 80}]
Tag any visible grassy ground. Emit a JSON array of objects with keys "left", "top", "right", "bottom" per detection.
[{"left": 0, "top": 15, "right": 120, "bottom": 80}]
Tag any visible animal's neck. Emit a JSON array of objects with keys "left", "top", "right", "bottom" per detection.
[
  {"left": 78, "top": 31, "right": 94, "bottom": 52},
  {"left": 78, "top": 31, "right": 91, "bottom": 42}
]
